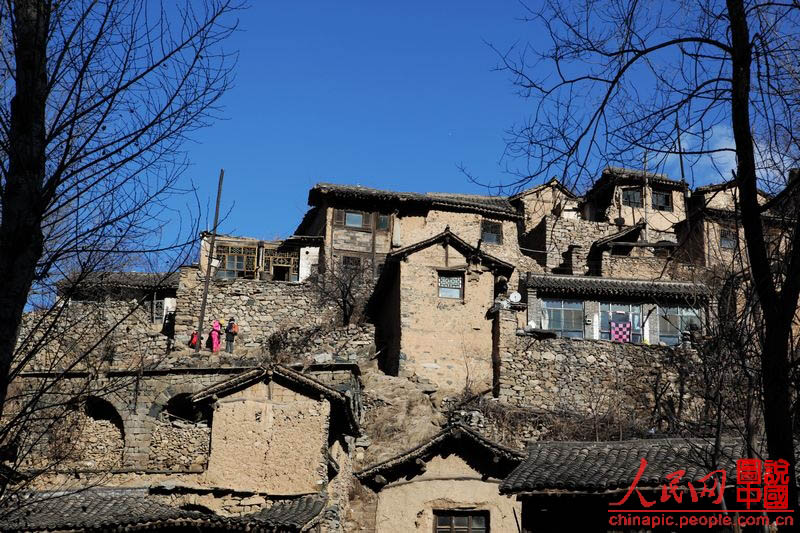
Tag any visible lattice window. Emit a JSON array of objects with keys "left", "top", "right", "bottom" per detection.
[
  {"left": 435, "top": 511, "right": 488, "bottom": 533},
  {"left": 438, "top": 272, "right": 464, "bottom": 299},
  {"left": 481, "top": 220, "right": 503, "bottom": 245},
  {"left": 215, "top": 244, "right": 257, "bottom": 279}
]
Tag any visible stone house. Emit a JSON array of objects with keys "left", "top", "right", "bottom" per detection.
[
  {"left": 355, "top": 424, "right": 524, "bottom": 533},
  {"left": 9, "top": 362, "right": 360, "bottom": 531},
  {"left": 371, "top": 228, "right": 515, "bottom": 391},
  {"left": 581, "top": 167, "right": 689, "bottom": 239}
]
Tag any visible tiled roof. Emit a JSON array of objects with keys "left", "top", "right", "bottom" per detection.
[
  {"left": 308, "top": 183, "right": 521, "bottom": 219},
  {"left": 386, "top": 227, "right": 515, "bottom": 275},
  {"left": 2, "top": 489, "right": 327, "bottom": 532},
  {"left": 584, "top": 167, "right": 686, "bottom": 201},
  {"left": 190, "top": 365, "right": 360, "bottom": 435},
  {"left": 1, "top": 488, "right": 203, "bottom": 532},
  {"left": 233, "top": 494, "right": 326, "bottom": 530},
  {"left": 500, "top": 439, "right": 740, "bottom": 495},
  {"left": 58, "top": 271, "right": 180, "bottom": 292},
  {"left": 527, "top": 274, "right": 709, "bottom": 299},
  {"left": 356, "top": 423, "right": 524, "bottom": 488}
]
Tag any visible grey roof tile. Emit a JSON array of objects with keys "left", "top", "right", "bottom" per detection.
[
  {"left": 500, "top": 439, "right": 740, "bottom": 494},
  {"left": 1, "top": 489, "right": 327, "bottom": 532},
  {"left": 527, "top": 274, "right": 709, "bottom": 299},
  {"left": 308, "top": 183, "right": 520, "bottom": 219}
]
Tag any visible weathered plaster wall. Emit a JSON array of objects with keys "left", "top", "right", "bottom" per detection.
[
  {"left": 600, "top": 186, "right": 687, "bottom": 233},
  {"left": 204, "top": 381, "right": 329, "bottom": 494},
  {"left": 391, "top": 210, "right": 539, "bottom": 284},
  {"left": 373, "top": 455, "right": 520, "bottom": 533},
  {"left": 398, "top": 244, "right": 495, "bottom": 392}
]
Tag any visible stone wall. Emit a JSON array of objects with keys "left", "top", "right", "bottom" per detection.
[
  {"left": 174, "top": 267, "right": 337, "bottom": 351},
  {"left": 17, "top": 299, "right": 169, "bottom": 372},
  {"left": 147, "top": 420, "right": 210, "bottom": 471},
  {"left": 494, "top": 309, "right": 686, "bottom": 413},
  {"left": 267, "top": 323, "right": 375, "bottom": 364},
  {"left": 538, "top": 215, "right": 624, "bottom": 273}
]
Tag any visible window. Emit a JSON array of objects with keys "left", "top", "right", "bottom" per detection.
[
  {"left": 342, "top": 255, "right": 362, "bottom": 270},
  {"left": 435, "top": 511, "right": 488, "bottom": 533},
  {"left": 333, "top": 209, "right": 369, "bottom": 228},
  {"left": 345, "top": 211, "right": 364, "bottom": 228},
  {"left": 720, "top": 228, "right": 737, "bottom": 249},
  {"left": 481, "top": 220, "right": 503, "bottom": 245},
  {"left": 659, "top": 306, "right": 701, "bottom": 345},
  {"left": 215, "top": 245, "right": 257, "bottom": 279},
  {"left": 438, "top": 272, "right": 464, "bottom": 299},
  {"left": 376, "top": 214, "right": 390, "bottom": 230},
  {"left": 600, "top": 302, "right": 642, "bottom": 343},
  {"left": 652, "top": 190, "right": 673, "bottom": 211},
  {"left": 622, "top": 187, "right": 643, "bottom": 207},
  {"left": 541, "top": 299, "right": 584, "bottom": 338}
]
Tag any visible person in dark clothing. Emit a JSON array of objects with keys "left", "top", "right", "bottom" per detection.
[{"left": 225, "top": 317, "right": 238, "bottom": 354}]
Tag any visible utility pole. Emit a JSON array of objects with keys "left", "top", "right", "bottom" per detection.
[{"left": 195, "top": 169, "right": 224, "bottom": 353}]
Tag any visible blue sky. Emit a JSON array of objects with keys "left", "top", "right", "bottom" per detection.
[
  {"left": 182, "top": 2, "right": 543, "bottom": 240},
  {"left": 180, "top": 2, "right": 734, "bottom": 242}
]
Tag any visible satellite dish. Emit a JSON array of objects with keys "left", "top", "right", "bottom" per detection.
[{"left": 508, "top": 291, "right": 522, "bottom": 303}]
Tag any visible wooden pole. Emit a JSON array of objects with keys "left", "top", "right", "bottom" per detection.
[{"left": 195, "top": 169, "right": 224, "bottom": 353}]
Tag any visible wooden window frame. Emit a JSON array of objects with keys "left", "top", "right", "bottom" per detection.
[
  {"left": 433, "top": 510, "right": 489, "bottom": 533},
  {"left": 333, "top": 209, "right": 371, "bottom": 231},
  {"left": 651, "top": 190, "right": 674, "bottom": 211},
  {"left": 720, "top": 228, "right": 737, "bottom": 249},
  {"left": 621, "top": 187, "right": 643, "bottom": 208},
  {"left": 480, "top": 220, "right": 503, "bottom": 245},
  {"left": 437, "top": 271, "right": 465, "bottom": 300},
  {"left": 376, "top": 214, "right": 390, "bottom": 231},
  {"left": 541, "top": 298, "right": 584, "bottom": 338}
]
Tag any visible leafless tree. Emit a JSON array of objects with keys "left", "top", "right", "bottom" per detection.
[
  {"left": 312, "top": 256, "right": 374, "bottom": 327},
  {"left": 490, "top": 0, "right": 800, "bottom": 512},
  {"left": 0, "top": 0, "right": 240, "bottom": 413},
  {"left": 0, "top": 0, "right": 240, "bottom": 501}
]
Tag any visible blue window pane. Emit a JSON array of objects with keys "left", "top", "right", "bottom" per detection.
[{"left": 345, "top": 212, "right": 363, "bottom": 227}]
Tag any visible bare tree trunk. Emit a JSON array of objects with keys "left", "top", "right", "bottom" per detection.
[
  {"left": 0, "top": 0, "right": 51, "bottom": 419},
  {"left": 727, "top": 0, "right": 799, "bottom": 518}
]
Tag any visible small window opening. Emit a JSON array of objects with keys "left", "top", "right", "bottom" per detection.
[
  {"left": 652, "top": 190, "right": 673, "bottom": 211},
  {"left": 345, "top": 211, "right": 364, "bottom": 228},
  {"left": 438, "top": 272, "right": 464, "bottom": 299},
  {"left": 481, "top": 220, "right": 503, "bottom": 245},
  {"left": 376, "top": 214, "right": 390, "bottom": 230},
  {"left": 435, "top": 510, "right": 488, "bottom": 533},
  {"left": 720, "top": 228, "right": 737, "bottom": 249},
  {"left": 621, "top": 187, "right": 643, "bottom": 207},
  {"left": 163, "top": 394, "right": 212, "bottom": 425},
  {"left": 342, "top": 255, "right": 362, "bottom": 270}
]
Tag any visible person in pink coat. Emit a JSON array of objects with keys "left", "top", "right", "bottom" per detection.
[{"left": 210, "top": 320, "right": 222, "bottom": 352}]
